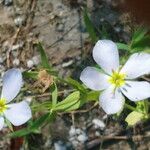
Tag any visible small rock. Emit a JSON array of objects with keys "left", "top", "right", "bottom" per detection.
[
  {"left": 62, "top": 60, "right": 73, "bottom": 67},
  {"left": 24, "top": 96, "right": 32, "bottom": 104},
  {"left": 77, "top": 133, "right": 88, "bottom": 143},
  {"left": 69, "top": 126, "right": 76, "bottom": 137},
  {"left": 95, "top": 131, "right": 100, "bottom": 137},
  {"left": 102, "top": 114, "right": 108, "bottom": 120},
  {"left": 12, "top": 51, "right": 19, "bottom": 58},
  {"left": 114, "top": 26, "right": 121, "bottom": 33},
  {"left": 71, "top": 140, "right": 78, "bottom": 147},
  {"left": 75, "top": 128, "right": 82, "bottom": 135},
  {"left": 4, "top": 0, "right": 13, "bottom": 6},
  {"left": 11, "top": 44, "right": 20, "bottom": 51},
  {"left": 56, "top": 23, "right": 65, "bottom": 32},
  {"left": 13, "top": 58, "right": 20, "bottom": 66},
  {"left": 32, "top": 55, "right": 40, "bottom": 65},
  {"left": 54, "top": 141, "right": 67, "bottom": 150},
  {"left": 27, "top": 60, "right": 34, "bottom": 68},
  {"left": 92, "top": 119, "right": 105, "bottom": 130},
  {"left": 69, "top": 136, "right": 76, "bottom": 142},
  {"left": 14, "top": 16, "right": 26, "bottom": 27},
  {"left": 0, "top": 57, "right": 4, "bottom": 63}
]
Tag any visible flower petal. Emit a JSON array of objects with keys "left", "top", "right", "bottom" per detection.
[
  {"left": 121, "top": 53, "right": 150, "bottom": 79},
  {"left": 99, "top": 87, "right": 125, "bottom": 114},
  {"left": 1, "top": 68, "right": 23, "bottom": 103},
  {"left": 4, "top": 101, "right": 32, "bottom": 126},
  {"left": 93, "top": 40, "right": 119, "bottom": 74},
  {"left": 80, "top": 67, "right": 110, "bottom": 91},
  {"left": 0, "top": 117, "right": 4, "bottom": 130},
  {"left": 121, "top": 81, "right": 150, "bottom": 101}
]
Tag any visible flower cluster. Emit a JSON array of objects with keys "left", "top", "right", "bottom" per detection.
[
  {"left": 0, "top": 68, "right": 31, "bottom": 130},
  {"left": 80, "top": 40, "right": 150, "bottom": 114}
]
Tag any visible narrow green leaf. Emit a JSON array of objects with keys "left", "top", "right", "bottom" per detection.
[
  {"left": 51, "top": 82, "right": 58, "bottom": 107},
  {"left": 54, "top": 91, "right": 81, "bottom": 111},
  {"left": 131, "top": 35, "right": 150, "bottom": 52},
  {"left": 23, "top": 71, "right": 38, "bottom": 79},
  {"left": 83, "top": 8, "right": 98, "bottom": 43},
  {"left": 67, "top": 77, "right": 86, "bottom": 93},
  {"left": 116, "top": 42, "right": 129, "bottom": 51},
  {"left": 132, "top": 27, "right": 148, "bottom": 42},
  {"left": 37, "top": 42, "right": 51, "bottom": 69},
  {"left": 29, "top": 113, "right": 50, "bottom": 130}
]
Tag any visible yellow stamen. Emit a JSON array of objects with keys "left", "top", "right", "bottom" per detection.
[
  {"left": 108, "top": 71, "right": 126, "bottom": 88},
  {"left": 0, "top": 98, "right": 7, "bottom": 114}
]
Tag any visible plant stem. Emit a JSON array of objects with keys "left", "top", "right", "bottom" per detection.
[{"left": 124, "top": 103, "right": 136, "bottom": 111}]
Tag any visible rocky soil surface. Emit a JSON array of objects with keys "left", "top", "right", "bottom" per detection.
[{"left": 0, "top": 0, "right": 149, "bottom": 150}]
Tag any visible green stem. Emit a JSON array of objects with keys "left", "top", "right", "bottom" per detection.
[{"left": 124, "top": 103, "right": 136, "bottom": 111}]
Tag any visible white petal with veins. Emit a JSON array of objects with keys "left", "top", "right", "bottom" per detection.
[
  {"left": 121, "top": 53, "right": 150, "bottom": 79},
  {"left": 93, "top": 40, "right": 119, "bottom": 74},
  {"left": 121, "top": 81, "right": 150, "bottom": 101},
  {"left": 1, "top": 68, "right": 23, "bottom": 103},
  {"left": 99, "top": 87, "right": 125, "bottom": 114},
  {"left": 4, "top": 101, "right": 32, "bottom": 126},
  {"left": 80, "top": 67, "right": 110, "bottom": 91}
]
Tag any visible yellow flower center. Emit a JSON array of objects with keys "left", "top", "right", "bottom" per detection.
[
  {"left": 0, "top": 98, "right": 7, "bottom": 114},
  {"left": 108, "top": 71, "right": 126, "bottom": 88}
]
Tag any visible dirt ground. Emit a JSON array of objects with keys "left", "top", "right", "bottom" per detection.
[{"left": 0, "top": 0, "right": 149, "bottom": 150}]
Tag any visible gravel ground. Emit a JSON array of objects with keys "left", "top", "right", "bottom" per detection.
[{"left": 0, "top": 0, "right": 149, "bottom": 150}]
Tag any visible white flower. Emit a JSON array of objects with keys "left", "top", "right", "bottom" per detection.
[
  {"left": 80, "top": 40, "right": 150, "bottom": 114},
  {"left": 0, "top": 68, "right": 32, "bottom": 130}
]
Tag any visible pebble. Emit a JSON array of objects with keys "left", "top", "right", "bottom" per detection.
[
  {"left": 95, "top": 131, "right": 101, "bottom": 137},
  {"left": 75, "top": 128, "right": 82, "bottom": 135},
  {"left": 24, "top": 96, "right": 32, "bottom": 104},
  {"left": 77, "top": 133, "right": 88, "bottom": 143},
  {"left": 71, "top": 140, "right": 78, "bottom": 147},
  {"left": 69, "top": 126, "right": 76, "bottom": 137},
  {"left": 12, "top": 50, "right": 19, "bottom": 58},
  {"left": 14, "top": 16, "right": 26, "bottom": 27},
  {"left": 13, "top": 58, "right": 20, "bottom": 66},
  {"left": 32, "top": 55, "right": 40, "bottom": 65},
  {"left": 92, "top": 119, "right": 106, "bottom": 130},
  {"left": 56, "top": 23, "right": 65, "bottom": 32},
  {"left": 0, "top": 57, "right": 4, "bottom": 63},
  {"left": 27, "top": 60, "right": 34, "bottom": 68},
  {"left": 102, "top": 114, "right": 108, "bottom": 120},
  {"left": 62, "top": 60, "right": 73, "bottom": 67},
  {"left": 11, "top": 44, "right": 20, "bottom": 51},
  {"left": 54, "top": 141, "right": 67, "bottom": 150},
  {"left": 4, "top": 0, "right": 13, "bottom": 6}
]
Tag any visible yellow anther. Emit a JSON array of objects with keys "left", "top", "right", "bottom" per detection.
[
  {"left": 108, "top": 71, "right": 126, "bottom": 88},
  {"left": 0, "top": 98, "right": 7, "bottom": 114}
]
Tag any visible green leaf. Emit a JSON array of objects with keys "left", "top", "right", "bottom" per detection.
[
  {"left": 83, "top": 8, "right": 98, "bottom": 43},
  {"left": 86, "top": 91, "right": 100, "bottom": 102},
  {"left": 29, "top": 113, "right": 50, "bottom": 131},
  {"left": 67, "top": 77, "right": 86, "bottom": 93},
  {"left": 131, "top": 35, "right": 150, "bottom": 52},
  {"left": 23, "top": 71, "right": 38, "bottom": 79},
  {"left": 132, "top": 27, "right": 148, "bottom": 43},
  {"left": 51, "top": 82, "right": 58, "bottom": 107},
  {"left": 54, "top": 91, "right": 82, "bottom": 111},
  {"left": 125, "top": 111, "right": 144, "bottom": 126},
  {"left": 8, "top": 113, "right": 54, "bottom": 138},
  {"left": 116, "top": 42, "right": 129, "bottom": 51},
  {"left": 37, "top": 42, "right": 52, "bottom": 69}
]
